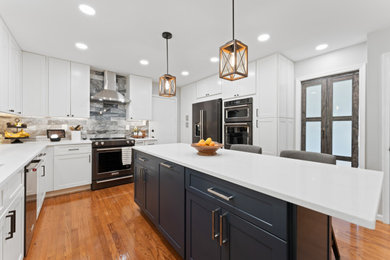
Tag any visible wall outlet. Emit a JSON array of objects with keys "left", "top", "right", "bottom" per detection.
[{"left": 126, "top": 125, "right": 130, "bottom": 130}]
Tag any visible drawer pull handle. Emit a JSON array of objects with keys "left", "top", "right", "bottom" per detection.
[
  {"left": 138, "top": 157, "right": 146, "bottom": 162},
  {"left": 68, "top": 148, "right": 79, "bottom": 151},
  {"left": 207, "top": 187, "right": 234, "bottom": 201},
  {"left": 219, "top": 213, "right": 228, "bottom": 246},
  {"left": 5, "top": 210, "right": 16, "bottom": 240},
  {"left": 160, "top": 162, "right": 172, "bottom": 169},
  {"left": 211, "top": 208, "right": 220, "bottom": 240},
  {"left": 96, "top": 175, "right": 132, "bottom": 184}
]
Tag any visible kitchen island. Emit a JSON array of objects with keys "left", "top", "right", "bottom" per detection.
[{"left": 133, "top": 143, "right": 383, "bottom": 260}]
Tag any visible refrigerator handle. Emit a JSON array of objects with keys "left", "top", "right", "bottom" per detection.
[{"left": 200, "top": 110, "right": 204, "bottom": 140}]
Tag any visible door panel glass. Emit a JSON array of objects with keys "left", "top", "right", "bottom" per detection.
[
  {"left": 336, "top": 160, "right": 352, "bottom": 167},
  {"left": 306, "top": 121, "right": 321, "bottom": 153},
  {"left": 332, "top": 121, "right": 352, "bottom": 157},
  {"left": 333, "top": 79, "right": 352, "bottom": 117},
  {"left": 306, "top": 85, "right": 321, "bottom": 118},
  {"left": 226, "top": 108, "right": 249, "bottom": 119}
]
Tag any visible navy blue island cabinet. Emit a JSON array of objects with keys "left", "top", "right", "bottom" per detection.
[{"left": 133, "top": 150, "right": 332, "bottom": 260}]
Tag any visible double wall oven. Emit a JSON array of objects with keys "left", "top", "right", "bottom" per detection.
[
  {"left": 224, "top": 98, "right": 253, "bottom": 149},
  {"left": 92, "top": 138, "right": 135, "bottom": 190}
]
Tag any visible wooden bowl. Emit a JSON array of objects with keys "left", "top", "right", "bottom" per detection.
[{"left": 191, "top": 143, "right": 224, "bottom": 156}]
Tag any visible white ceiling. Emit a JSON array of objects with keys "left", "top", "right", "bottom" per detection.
[{"left": 1, "top": 0, "right": 390, "bottom": 86}]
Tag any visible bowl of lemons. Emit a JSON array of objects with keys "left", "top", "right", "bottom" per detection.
[{"left": 191, "top": 138, "right": 223, "bottom": 156}]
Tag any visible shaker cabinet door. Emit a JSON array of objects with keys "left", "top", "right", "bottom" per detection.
[
  {"left": 134, "top": 164, "right": 145, "bottom": 208},
  {"left": 186, "top": 192, "right": 221, "bottom": 260},
  {"left": 48, "top": 57, "right": 71, "bottom": 117},
  {"left": 159, "top": 161, "right": 185, "bottom": 257},
  {"left": 220, "top": 212, "right": 288, "bottom": 260}
]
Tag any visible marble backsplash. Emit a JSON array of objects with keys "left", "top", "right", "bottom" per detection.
[{"left": 0, "top": 114, "right": 148, "bottom": 143}]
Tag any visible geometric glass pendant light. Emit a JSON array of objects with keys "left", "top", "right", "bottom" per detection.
[
  {"left": 219, "top": 0, "right": 248, "bottom": 81},
  {"left": 159, "top": 32, "right": 176, "bottom": 97}
]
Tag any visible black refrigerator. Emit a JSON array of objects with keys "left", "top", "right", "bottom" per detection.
[{"left": 192, "top": 99, "right": 222, "bottom": 143}]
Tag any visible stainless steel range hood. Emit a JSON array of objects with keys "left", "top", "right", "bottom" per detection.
[{"left": 91, "top": 71, "right": 129, "bottom": 103}]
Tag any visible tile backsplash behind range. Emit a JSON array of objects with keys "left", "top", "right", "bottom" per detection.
[{"left": 0, "top": 70, "right": 147, "bottom": 143}]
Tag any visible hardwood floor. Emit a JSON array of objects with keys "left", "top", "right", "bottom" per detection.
[
  {"left": 25, "top": 184, "right": 181, "bottom": 260},
  {"left": 26, "top": 183, "right": 390, "bottom": 260}
]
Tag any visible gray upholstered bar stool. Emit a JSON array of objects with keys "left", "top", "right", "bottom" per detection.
[
  {"left": 280, "top": 150, "right": 340, "bottom": 260},
  {"left": 230, "top": 144, "right": 262, "bottom": 154}
]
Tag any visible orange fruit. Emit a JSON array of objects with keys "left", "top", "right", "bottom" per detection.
[
  {"left": 209, "top": 141, "right": 215, "bottom": 146},
  {"left": 198, "top": 141, "right": 206, "bottom": 146}
]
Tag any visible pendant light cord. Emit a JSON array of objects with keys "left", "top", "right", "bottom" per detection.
[
  {"left": 232, "top": 0, "right": 235, "bottom": 40},
  {"left": 166, "top": 38, "right": 169, "bottom": 74}
]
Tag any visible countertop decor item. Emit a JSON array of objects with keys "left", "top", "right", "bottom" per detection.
[
  {"left": 47, "top": 129, "right": 66, "bottom": 141},
  {"left": 219, "top": 0, "right": 248, "bottom": 81},
  {"left": 159, "top": 32, "right": 176, "bottom": 97},
  {"left": 4, "top": 118, "right": 30, "bottom": 143},
  {"left": 191, "top": 142, "right": 223, "bottom": 156}
]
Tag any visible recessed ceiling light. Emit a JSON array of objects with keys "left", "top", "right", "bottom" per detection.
[
  {"left": 139, "top": 59, "right": 149, "bottom": 65},
  {"left": 210, "top": 57, "right": 219, "bottom": 63},
  {"left": 315, "top": 43, "right": 328, "bottom": 51},
  {"left": 79, "top": 4, "right": 96, "bottom": 16},
  {"left": 181, "top": 71, "right": 189, "bottom": 76},
  {"left": 257, "top": 34, "right": 270, "bottom": 42},
  {"left": 75, "top": 42, "right": 88, "bottom": 50}
]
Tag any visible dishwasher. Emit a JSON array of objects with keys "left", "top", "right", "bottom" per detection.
[{"left": 24, "top": 153, "right": 44, "bottom": 256}]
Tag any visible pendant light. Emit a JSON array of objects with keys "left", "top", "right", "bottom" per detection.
[
  {"left": 159, "top": 32, "right": 176, "bottom": 97},
  {"left": 219, "top": 0, "right": 248, "bottom": 81}
]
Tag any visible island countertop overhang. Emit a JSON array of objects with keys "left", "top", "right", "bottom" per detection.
[{"left": 133, "top": 143, "right": 383, "bottom": 229}]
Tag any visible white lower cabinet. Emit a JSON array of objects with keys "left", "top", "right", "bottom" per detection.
[
  {"left": 54, "top": 145, "right": 91, "bottom": 190},
  {"left": 1, "top": 188, "right": 24, "bottom": 260}
]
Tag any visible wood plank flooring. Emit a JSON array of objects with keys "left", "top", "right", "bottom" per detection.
[
  {"left": 26, "top": 183, "right": 390, "bottom": 260},
  {"left": 25, "top": 184, "right": 181, "bottom": 260}
]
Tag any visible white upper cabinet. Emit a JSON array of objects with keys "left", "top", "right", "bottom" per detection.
[
  {"left": 257, "top": 54, "right": 294, "bottom": 118},
  {"left": 196, "top": 74, "right": 222, "bottom": 99},
  {"left": 128, "top": 75, "right": 152, "bottom": 120},
  {"left": 0, "top": 20, "right": 9, "bottom": 113},
  {"left": 8, "top": 36, "right": 22, "bottom": 115},
  {"left": 48, "top": 57, "right": 71, "bottom": 117},
  {"left": 70, "top": 62, "right": 90, "bottom": 118},
  {"left": 22, "top": 52, "right": 48, "bottom": 117},
  {"left": 222, "top": 61, "right": 256, "bottom": 99}
]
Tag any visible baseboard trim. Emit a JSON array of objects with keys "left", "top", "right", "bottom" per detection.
[{"left": 46, "top": 184, "right": 91, "bottom": 198}]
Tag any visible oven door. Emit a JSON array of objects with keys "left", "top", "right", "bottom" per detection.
[
  {"left": 225, "top": 104, "right": 252, "bottom": 123},
  {"left": 93, "top": 147, "right": 132, "bottom": 180},
  {"left": 224, "top": 122, "right": 253, "bottom": 149}
]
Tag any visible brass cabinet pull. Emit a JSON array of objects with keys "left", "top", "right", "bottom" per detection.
[
  {"left": 160, "top": 162, "right": 173, "bottom": 169},
  {"left": 211, "top": 208, "right": 220, "bottom": 240},
  {"left": 207, "top": 187, "right": 234, "bottom": 201},
  {"left": 219, "top": 213, "right": 228, "bottom": 246}
]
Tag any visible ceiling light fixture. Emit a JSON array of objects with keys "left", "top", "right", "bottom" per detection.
[
  {"left": 257, "top": 33, "right": 270, "bottom": 42},
  {"left": 219, "top": 0, "right": 248, "bottom": 81},
  {"left": 79, "top": 4, "right": 96, "bottom": 16},
  {"left": 181, "top": 71, "right": 189, "bottom": 76},
  {"left": 315, "top": 43, "right": 328, "bottom": 51},
  {"left": 159, "top": 32, "right": 176, "bottom": 97},
  {"left": 139, "top": 59, "right": 149, "bottom": 66},
  {"left": 75, "top": 42, "right": 88, "bottom": 50},
  {"left": 210, "top": 57, "right": 219, "bottom": 63}
]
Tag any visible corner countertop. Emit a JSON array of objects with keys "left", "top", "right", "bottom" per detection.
[
  {"left": 133, "top": 143, "right": 383, "bottom": 229},
  {"left": 0, "top": 139, "right": 92, "bottom": 186}
]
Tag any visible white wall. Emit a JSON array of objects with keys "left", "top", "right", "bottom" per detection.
[{"left": 295, "top": 43, "right": 367, "bottom": 79}]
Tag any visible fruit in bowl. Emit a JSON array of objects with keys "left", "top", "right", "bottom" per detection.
[{"left": 191, "top": 138, "right": 223, "bottom": 156}]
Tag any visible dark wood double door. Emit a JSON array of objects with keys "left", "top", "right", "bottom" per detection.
[{"left": 301, "top": 71, "right": 359, "bottom": 167}]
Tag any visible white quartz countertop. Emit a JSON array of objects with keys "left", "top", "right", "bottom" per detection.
[
  {"left": 134, "top": 143, "right": 383, "bottom": 229},
  {"left": 0, "top": 139, "right": 91, "bottom": 186}
]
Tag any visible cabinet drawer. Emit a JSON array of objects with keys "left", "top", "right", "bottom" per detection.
[
  {"left": 186, "top": 169, "right": 288, "bottom": 240},
  {"left": 4, "top": 170, "right": 24, "bottom": 207},
  {"left": 134, "top": 151, "right": 159, "bottom": 171},
  {"left": 54, "top": 144, "right": 91, "bottom": 155}
]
